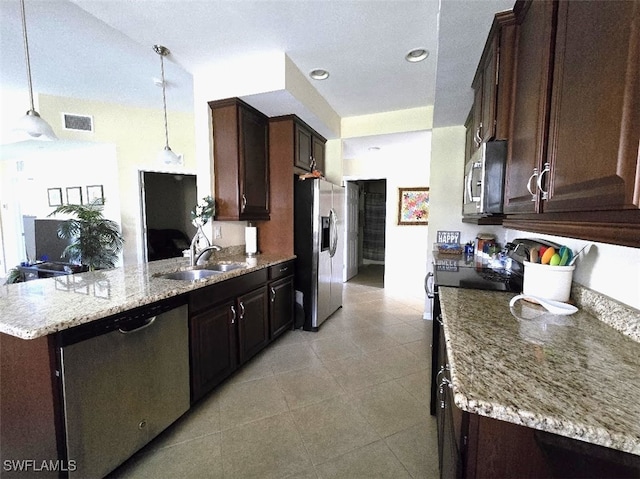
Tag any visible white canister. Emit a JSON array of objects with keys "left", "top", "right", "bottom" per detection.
[{"left": 523, "top": 261, "right": 575, "bottom": 302}]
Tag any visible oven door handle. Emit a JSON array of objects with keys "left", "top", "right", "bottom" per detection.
[{"left": 425, "top": 272, "right": 434, "bottom": 298}]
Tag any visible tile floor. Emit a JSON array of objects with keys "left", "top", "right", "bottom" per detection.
[{"left": 110, "top": 265, "right": 438, "bottom": 478}]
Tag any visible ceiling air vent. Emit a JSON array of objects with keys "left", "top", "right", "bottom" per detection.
[{"left": 62, "top": 113, "right": 93, "bottom": 132}]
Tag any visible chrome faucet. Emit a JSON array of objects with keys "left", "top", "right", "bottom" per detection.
[
  {"left": 192, "top": 245, "right": 222, "bottom": 266},
  {"left": 189, "top": 233, "right": 222, "bottom": 267}
]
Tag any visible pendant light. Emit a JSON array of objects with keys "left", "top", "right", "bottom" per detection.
[
  {"left": 153, "top": 44, "right": 182, "bottom": 166},
  {"left": 14, "top": 0, "right": 57, "bottom": 140}
]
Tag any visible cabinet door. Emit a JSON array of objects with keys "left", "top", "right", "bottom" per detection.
[
  {"left": 543, "top": 0, "right": 640, "bottom": 213},
  {"left": 503, "top": 0, "right": 555, "bottom": 214},
  {"left": 295, "top": 123, "right": 313, "bottom": 171},
  {"left": 312, "top": 135, "right": 325, "bottom": 173},
  {"left": 237, "top": 286, "right": 269, "bottom": 364},
  {"left": 190, "top": 300, "right": 237, "bottom": 402},
  {"left": 238, "top": 104, "right": 270, "bottom": 219},
  {"left": 269, "top": 275, "right": 294, "bottom": 340},
  {"left": 480, "top": 34, "right": 498, "bottom": 142},
  {"left": 471, "top": 76, "right": 484, "bottom": 154}
]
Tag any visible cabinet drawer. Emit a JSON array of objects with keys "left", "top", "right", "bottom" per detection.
[
  {"left": 189, "top": 269, "right": 268, "bottom": 315},
  {"left": 269, "top": 260, "right": 295, "bottom": 281}
]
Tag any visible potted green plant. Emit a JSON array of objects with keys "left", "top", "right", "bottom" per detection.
[{"left": 48, "top": 200, "right": 124, "bottom": 271}]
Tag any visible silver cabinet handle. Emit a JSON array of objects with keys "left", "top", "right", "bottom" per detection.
[
  {"left": 439, "top": 376, "right": 452, "bottom": 409},
  {"left": 241, "top": 194, "right": 247, "bottom": 212},
  {"left": 230, "top": 305, "right": 236, "bottom": 324},
  {"left": 239, "top": 301, "right": 245, "bottom": 319},
  {"left": 435, "top": 364, "right": 449, "bottom": 384},
  {"left": 425, "top": 272, "right": 434, "bottom": 298},
  {"left": 270, "top": 287, "right": 276, "bottom": 303},
  {"left": 279, "top": 266, "right": 289, "bottom": 273},
  {"left": 118, "top": 316, "right": 156, "bottom": 334},
  {"left": 537, "top": 162, "right": 550, "bottom": 200},
  {"left": 474, "top": 123, "right": 483, "bottom": 147},
  {"left": 526, "top": 167, "right": 539, "bottom": 201}
]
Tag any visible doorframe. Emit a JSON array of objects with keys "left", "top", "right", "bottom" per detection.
[{"left": 343, "top": 175, "right": 388, "bottom": 282}]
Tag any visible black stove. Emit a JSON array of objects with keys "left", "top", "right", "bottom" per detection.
[{"left": 433, "top": 256, "right": 522, "bottom": 293}]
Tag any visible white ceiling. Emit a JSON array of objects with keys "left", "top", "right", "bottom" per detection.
[{"left": 0, "top": 0, "right": 514, "bottom": 158}]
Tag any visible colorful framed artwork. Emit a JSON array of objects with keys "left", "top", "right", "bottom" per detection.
[
  {"left": 398, "top": 187, "right": 429, "bottom": 225},
  {"left": 86, "top": 185, "right": 104, "bottom": 205},
  {"left": 47, "top": 188, "right": 63, "bottom": 207}
]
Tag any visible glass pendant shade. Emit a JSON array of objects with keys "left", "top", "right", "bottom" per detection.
[
  {"left": 14, "top": 109, "right": 58, "bottom": 140},
  {"left": 154, "top": 45, "right": 181, "bottom": 166},
  {"left": 15, "top": 0, "right": 57, "bottom": 141},
  {"left": 158, "top": 145, "right": 182, "bottom": 165}
]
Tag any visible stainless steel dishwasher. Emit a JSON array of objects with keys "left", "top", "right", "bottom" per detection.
[{"left": 58, "top": 297, "right": 190, "bottom": 478}]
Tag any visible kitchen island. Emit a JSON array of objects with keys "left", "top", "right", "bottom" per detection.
[
  {"left": 0, "top": 249, "right": 294, "bottom": 340},
  {"left": 0, "top": 249, "right": 295, "bottom": 478},
  {"left": 435, "top": 285, "right": 640, "bottom": 477}
]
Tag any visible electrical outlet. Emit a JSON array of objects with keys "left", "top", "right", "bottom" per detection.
[{"left": 214, "top": 225, "right": 221, "bottom": 239}]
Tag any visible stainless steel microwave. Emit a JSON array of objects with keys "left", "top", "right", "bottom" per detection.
[{"left": 462, "top": 140, "right": 507, "bottom": 217}]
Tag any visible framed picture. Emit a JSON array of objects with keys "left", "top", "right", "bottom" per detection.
[
  {"left": 47, "top": 188, "right": 63, "bottom": 207},
  {"left": 86, "top": 185, "right": 104, "bottom": 205},
  {"left": 66, "top": 186, "right": 83, "bottom": 205},
  {"left": 398, "top": 187, "right": 430, "bottom": 225}
]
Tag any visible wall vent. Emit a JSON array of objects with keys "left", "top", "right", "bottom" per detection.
[{"left": 62, "top": 113, "right": 93, "bottom": 132}]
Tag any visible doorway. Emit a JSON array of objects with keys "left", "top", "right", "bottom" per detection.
[
  {"left": 345, "top": 179, "right": 387, "bottom": 287},
  {"left": 140, "top": 171, "right": 197, "bottom": 262}
]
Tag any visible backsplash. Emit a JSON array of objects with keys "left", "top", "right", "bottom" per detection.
[{"left": 572, "top": 283, "right": 640, "bottom": 343}]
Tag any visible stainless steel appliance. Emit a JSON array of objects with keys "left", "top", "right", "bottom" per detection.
[
  {"left": 294, "top": 177, "right": 344, "bottom": 331},
  {"left": 58, "top": 298, "right": 190, "bottom": 478},
  {"left": 462, "top": 140, "right": 507, "bottom": 217}
]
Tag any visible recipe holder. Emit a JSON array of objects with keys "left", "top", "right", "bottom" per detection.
[{"left": 522, "top": 261, "right": 575, "bottom": 302}]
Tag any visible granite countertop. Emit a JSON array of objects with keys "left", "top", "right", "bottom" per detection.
[
  {"left": 0, "top": 250, "right": 295, "bottom": 340},
  {"left": 438, "top": 286, "right": 640, "bottom": 456}
]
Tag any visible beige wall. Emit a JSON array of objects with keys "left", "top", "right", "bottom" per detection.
[
  {"left": 339, "top": 108, "right": 433, "bottom": 301},
  {"left": 39, "top": 94, "right": 196, "bottom": 265}
]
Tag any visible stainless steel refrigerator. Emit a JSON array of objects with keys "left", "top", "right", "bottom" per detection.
[{"left": 294, "top": 177, "right": 344, "bottom": 331}]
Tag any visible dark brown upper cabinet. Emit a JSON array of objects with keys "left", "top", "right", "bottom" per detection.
[
  {"left": 503, "top": 0, "right": 640, "bottom": 247},
  {"left": 467, "top": 10, "right": 516, "bottom": 158},
  {"left": 294, "top": 119, "right": 326, "bottom": 174},
  {"left": 503, "top": 0, "right": 556, "bottom": 215},
  {"left": 209, "top": 98, "right": 270, "bottom": 221}
]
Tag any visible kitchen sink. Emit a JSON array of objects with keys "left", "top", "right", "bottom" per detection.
[
  {"left": 156, "top": 269, "right": 221, "bottom": 281},
  {"left": 156, "top": 262, "right": 246, "bottom": 281},
  {"left": 205, "top": 262, "right": 246, "bottom": 272}
]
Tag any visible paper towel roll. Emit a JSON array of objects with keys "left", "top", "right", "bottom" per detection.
[{"left": 245, "top": 225, "right": 257, "bottom": 256}]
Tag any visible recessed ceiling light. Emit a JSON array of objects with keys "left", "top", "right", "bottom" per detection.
[
  {"left": 405, "top": 48, "right": 429, "bottom": 63},
  {"left": 309, "top": 69, "right": 330, "bottom": 80}
]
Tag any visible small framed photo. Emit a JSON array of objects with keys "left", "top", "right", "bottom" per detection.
[
  {"left": 398, "top": 187, "right": 430, "bottom": 225},
  {"left": 47, "top": 188, "right": 63, "bottom": 207},
  {"left": 66, "top": 186, "right": 83, "bottom": 205},
  {"left": 86, "top": 185, "right": 104, "bottom": 205}
]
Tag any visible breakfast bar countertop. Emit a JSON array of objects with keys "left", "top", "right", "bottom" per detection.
[
  {"left": 438, "top": 286, "right": 640, "bottom": 457},
  {"left": 0, "top": 251, "right": 295, "bottom": 340}
]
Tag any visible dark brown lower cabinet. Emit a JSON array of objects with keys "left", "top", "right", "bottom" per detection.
[
  {"left": 269, "top": 275, "right": 294, "bottom": 339},
  {"left": 189, "top": 263, "right": 295, "bottom": 403},
  {"left": 190, "top": 300, "right": 237, "bottom": 403},
  {"left": 433, "top": 324, "right": 640, "bottom": 478},
  {"left": 237, "top": 286, "right": 269, "bottom": 364}
]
